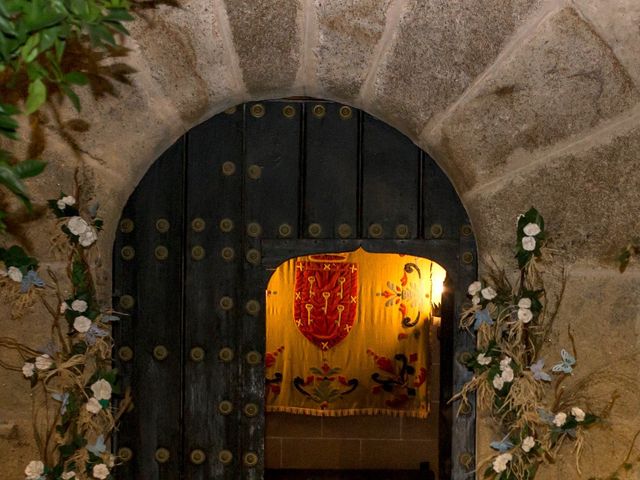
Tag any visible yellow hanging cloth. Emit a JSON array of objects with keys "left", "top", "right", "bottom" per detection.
[{"left": 265, "top": 248, "right": 445, "bottom": 418}]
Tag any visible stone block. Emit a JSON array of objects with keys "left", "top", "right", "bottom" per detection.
[
  {"left": 463, "top": 124, "right": 640, "bottom": 263},
  {"left": 432, "top": 7, "right": 639, "bottom": 190},
  {"left": 265, "top": 437, "right": 282, "bottom": 469},
  {"left": 535, "top": 266, "right": 640, "bottom": 478},
  {"left": 322, "top": 415, "right": 402, "bottom": 439},
  {"left": 128, "top": 1, "right": 242, "bottom": 125},
  {"left": 360, "top": 438, "right": 438, "bottom": 470},
  {"left": 266, "top": 412, "right": 322, "bottom": 438},
  {"left": 281, "top": 437, "right": 361, "bottom": 469},
  {"left": 368, "top": 0, "right": 541, "bottom": 136},
  {"left": 576, "top": 0, "right": 640, "bottom": 88},
  {"left": 224, "top": 0, "right": 302, "bottom": 97},
  {"left": 44, "top": 38, "right": 186, "bottom": 193},
  {"left": 314, "top": 0, "right": 391, "bottom": 101}
]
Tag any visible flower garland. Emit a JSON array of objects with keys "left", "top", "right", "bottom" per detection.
[
  {"left": 1, "top": 194, "right": 128, "bottom": 480},
  {"left": 453, "top": 208, "right": 600, "bottom": 479}
]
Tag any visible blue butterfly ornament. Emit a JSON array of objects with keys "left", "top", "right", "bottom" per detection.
[
  {"left": 473, "top": 308, "right": 494, "bottom": 331},
  {"left": 551, "top": 349, "right": 575, "bottom": 374}
]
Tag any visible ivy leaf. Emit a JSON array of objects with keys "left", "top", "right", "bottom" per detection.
[
  {"left": 13, "top": 159, "right": 46, "bottom": 178},
  {"left": 61, "top": 85, "right": 81, "bottom": 112},
  {"left": 0, "top": 161, "right": 29, "bottom": 205},
  {"left": 21, "top": 32, "right": 41, "bottom": 63},
  {"left": 25, "top": 78, "right": 47, "bottom": 115},
  {"left": 105, "top": 8, "right": 134, "bottom": 22},
  {"left": 64, "top": 71, "right": 89, "bottom": 86}
]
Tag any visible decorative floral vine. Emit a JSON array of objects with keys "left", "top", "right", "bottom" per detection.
[
  {"left": 453, "top": 208, "right": 603, "bottom": 479},
  {"left": 1, "top": 192, "right": 128, "bottom": 480}
]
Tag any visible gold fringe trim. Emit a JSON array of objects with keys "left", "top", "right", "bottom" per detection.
[{"left": 266, "top": 405, "right": 429, "bottom": 419}]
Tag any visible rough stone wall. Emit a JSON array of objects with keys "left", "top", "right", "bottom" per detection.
[{"left": 1, "top": 0, "right": 640, "bottom": 478}]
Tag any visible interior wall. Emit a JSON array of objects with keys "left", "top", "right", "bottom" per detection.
[{"left": 265, "top": 321, "right": 440, "bottom": 473}]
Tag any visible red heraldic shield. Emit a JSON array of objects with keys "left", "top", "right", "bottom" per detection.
[{"left": 293, "top": 255, "right": 358, "bottom": 350}]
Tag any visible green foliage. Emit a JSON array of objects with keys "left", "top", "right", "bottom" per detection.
[
  {"left": 0, "top": 0, "right": 135, "bottom": 232},
  {"left": 0, "top": 243, "right": 38, "bottom": 271}
]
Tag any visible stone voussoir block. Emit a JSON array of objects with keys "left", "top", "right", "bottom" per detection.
[
  {"left": 432, "top": 7, "right": 639, "bottom": 190},
  {"left": 224, "top": 0, "right": 303, "bottom": 98},
  {"left": 128, "top": 1, "right": 242, "bottom": 125},
  {"left": 367, "top": 0, "right": 542, "bottom": 136},
  {"left": 314, "top": 0, "right": 392, "bottom": 102},
  {"left": 575, "top": 0, "right": 640, "bottom": 89},
  {"left": 463, "top": 124, "right": 640, "bottom": 264}
]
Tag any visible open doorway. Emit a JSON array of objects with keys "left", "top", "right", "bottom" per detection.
[
  {"left": 112, "top": 99, "right": 476, "bottom": 479},
  {"left": 264, "top": 249, "right": 445, "bottom": 478}
]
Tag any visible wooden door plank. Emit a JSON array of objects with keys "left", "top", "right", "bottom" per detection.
[
  {"left": 422, "top": 153, "right": 468, "bottom": 240},
  {"left": 113, "top": 138, "right": 185, "bottom": 479},
  {"left": 241, "top": 100, "right": 304, "bottom": 479},
  {"left": 303, "top": 102, "right": 359, "bottom": 239},
  {"left": 183, "top": 108, "right": 244, "bottom": 480},
  {"left": 361, "top": 114, "right": 421, "bottom": 240},
  {"left": 244, "top": 101, "right": 302, "bottom": 240}
]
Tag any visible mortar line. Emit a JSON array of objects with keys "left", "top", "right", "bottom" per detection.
[
  {"left": 297, "top": 0, "right": 320, "bottom": 97},
  {"left": 463, "top": 104, "right": 640, "bottom": 198},
  {"left": 420, "top": 0, "right": 569, "bottom": 141},
  {"left": 357, "top": 0, "right": 411, "bottom": 105},
  {"left": 214, "top": 0, "right": 248, "bottom": 99}
]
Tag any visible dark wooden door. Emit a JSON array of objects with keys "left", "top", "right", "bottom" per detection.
[{"left": 112, "top": 100, "right": 477, "bottom": 480}]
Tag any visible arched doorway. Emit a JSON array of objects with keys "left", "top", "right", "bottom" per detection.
[{"left": 112, "top": 100, "right": 477, "bottom": 479}]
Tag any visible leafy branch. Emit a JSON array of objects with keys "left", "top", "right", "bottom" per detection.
[{"left": 0, "top": 0, "right": 135, "bottom": 232}]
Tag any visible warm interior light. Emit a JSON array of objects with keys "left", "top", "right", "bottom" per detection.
[{"left": 264, "top": 248, "right": 447, "bottom": 418}]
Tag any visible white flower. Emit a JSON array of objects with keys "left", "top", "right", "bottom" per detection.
[
  {"left": 481, "top": 286, "right": 497, "bottom": 300},
  {"left": 500, "top": 357, "right": 512, "bottom": 370},
  {"left": 553, "top": 412, "right": 567, "bottom": 427},
  {"left": 79, "top": 227, "right": 98, "bottom": 247},
  {"left": 106, "top": 454, "right": 116, "bottom": 468},
  {"left": 472, "top": 295, "right": 481, "bottom": 305},
  {"left": 92, "top": 463, "right": 110, "bottom": 480},
  {"left": 35, "top": 354, "right": 53, "bottom": 371},
  {"left": 477, "top": 353, "right": 492, "bottom": 366},
  {"left": 60, "top": 302, "right": 68, "bottom": 314},
  {"left": 24, "top": 460, "right": 44, "bottom": 479},
  {"left": 493, "top": 374, "right": 505, "bottom": 390},
  {"left": 571, "top": 407, "right": 585, "bottom": 422},
  {"left": 501, "top": 367, "right": 514, "bottom": 383},
  {"left": 522, "top": 236, "right": 536, "bottom": 251},
  {"left": 86, "top": 397, "right": 102, "bottom": 414},
  {"left": 71, "top": 299, "right": 88, "bottom": 312},
  {"left": 57, "top": 195, "right": 76, "bottom": 210},
  {"left": 492, "top": 452, "right": 512, "bottom": 473},
  {"left": 518, "top": 308, "right": 533, "bottom": 323},
  {"left": 22, "top": 362, "right": 35, "bottom": 378},
  {"left": 518, "top": 297, "right": 532, "bottom": 309},
  {"left": 521, "top": 436, "right": 535, "bottom": 453},
  {"left": 62, "top": 472, "right": 76, "bottom": 479},
  {"left": 467, "top": 281, "right": 482, "bottom": 296},
  {"left": 8, "top": 266, "right": 23, "bottom": 283},
  {"left": 67, "top": 216, "right": 89, "bottom": 235},
  {"left": 523, "top": 223, "right": 541, "bottom": 236},
  {"left": 91, "top": 379, "right": 112, "bottom": 401},
  {"left": 73, "top": 315, "right": 92, "bottom": 333}
]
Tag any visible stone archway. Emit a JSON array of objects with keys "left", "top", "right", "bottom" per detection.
[{"left": 2, "top": 1, "right": 640, "bottom": 478}]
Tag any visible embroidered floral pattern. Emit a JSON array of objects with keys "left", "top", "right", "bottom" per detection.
[
  {"left": 367, "top": 350, "right": 427, "bottom": 409},
  {"left": 293, "top": 363, "right": 358, "bottom": 409}
]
